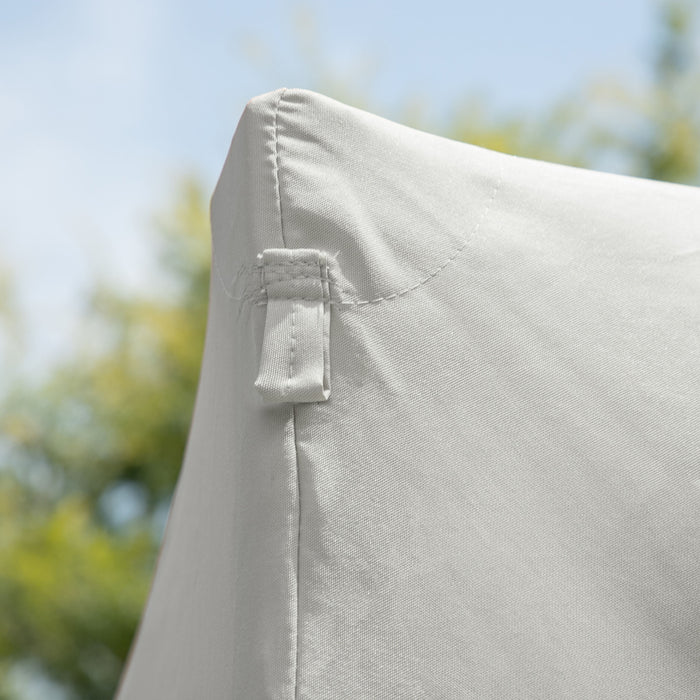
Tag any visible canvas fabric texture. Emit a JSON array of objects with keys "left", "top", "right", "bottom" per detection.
[{"left": 114, "top": 87, "right": 700, "bottom": 699}]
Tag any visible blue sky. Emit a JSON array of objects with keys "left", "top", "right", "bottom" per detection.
[{"left": 0, "top": 0, "right": 660, "bottom": 382}]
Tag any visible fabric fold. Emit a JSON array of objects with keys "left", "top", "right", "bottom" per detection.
[{"left": 254, "top": 247, "right": 332, "bottom": 403}]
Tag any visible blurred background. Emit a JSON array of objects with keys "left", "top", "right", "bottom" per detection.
[{"left": 1, "top": 0, "right": 699, "bottom": 698}]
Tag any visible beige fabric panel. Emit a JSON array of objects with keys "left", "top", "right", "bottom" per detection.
[{"left": 115, "top": 87, "right": 700, "bottom": 699}]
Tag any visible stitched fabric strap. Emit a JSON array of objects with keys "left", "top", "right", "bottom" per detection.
[{"left": 254, "top": 248, "right": 332, "bottom": 403}]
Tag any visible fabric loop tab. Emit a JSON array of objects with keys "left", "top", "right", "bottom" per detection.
[{"left": 254, "top": 248, "right": 331, "bottom": 403}]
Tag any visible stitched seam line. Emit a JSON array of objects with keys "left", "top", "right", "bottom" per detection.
[
  {"left": 266, "top": 274, "right": 333, "bottom": 282},
  {"left": 287, "top": 301, "right": 297, "bottom": 396},
  {"left": 315, "top": 154, "right": 503, "bottom": 306},
  {"left": 273, "top": 88, "right": 288, "bottom": 248},
  {"left": 291, "top": 403, "right": 301, "bottom": 700},
  {"left": 262, "top": 262, "right": 320, "bottom": 267},
  {"left": 223, "top": 153, "right": 504, "bottom": 306},
  {"left": 274, "top": 89, "right": 302, "bottom": 700},
  {"left": 216, "top": 92, "right": 505, "bottom": 309}
]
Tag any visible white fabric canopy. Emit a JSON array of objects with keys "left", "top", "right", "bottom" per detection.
[{"left": 115, "top": 87, "right": 700, "bottom": 699}]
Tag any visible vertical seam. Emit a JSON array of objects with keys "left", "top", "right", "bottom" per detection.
[
  {"left": 292, "top": 401, "right": 301, "bottom": 700},
  {"left": 273, "top": 88, "right": 288, "bottom": 247},
  {"left": 287, "top": 301, "right": 297, "bottom": 397},
  {"left": 272, "top": 87, "right": 301, "bottom": 700}
]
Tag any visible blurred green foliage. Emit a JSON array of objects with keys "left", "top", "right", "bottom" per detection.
[
  {"left": 0, "top": 180, "right": 210, "bottom": 700},
  {"left": 1, "top": 1, "right": 698, "bottom": 698}
]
